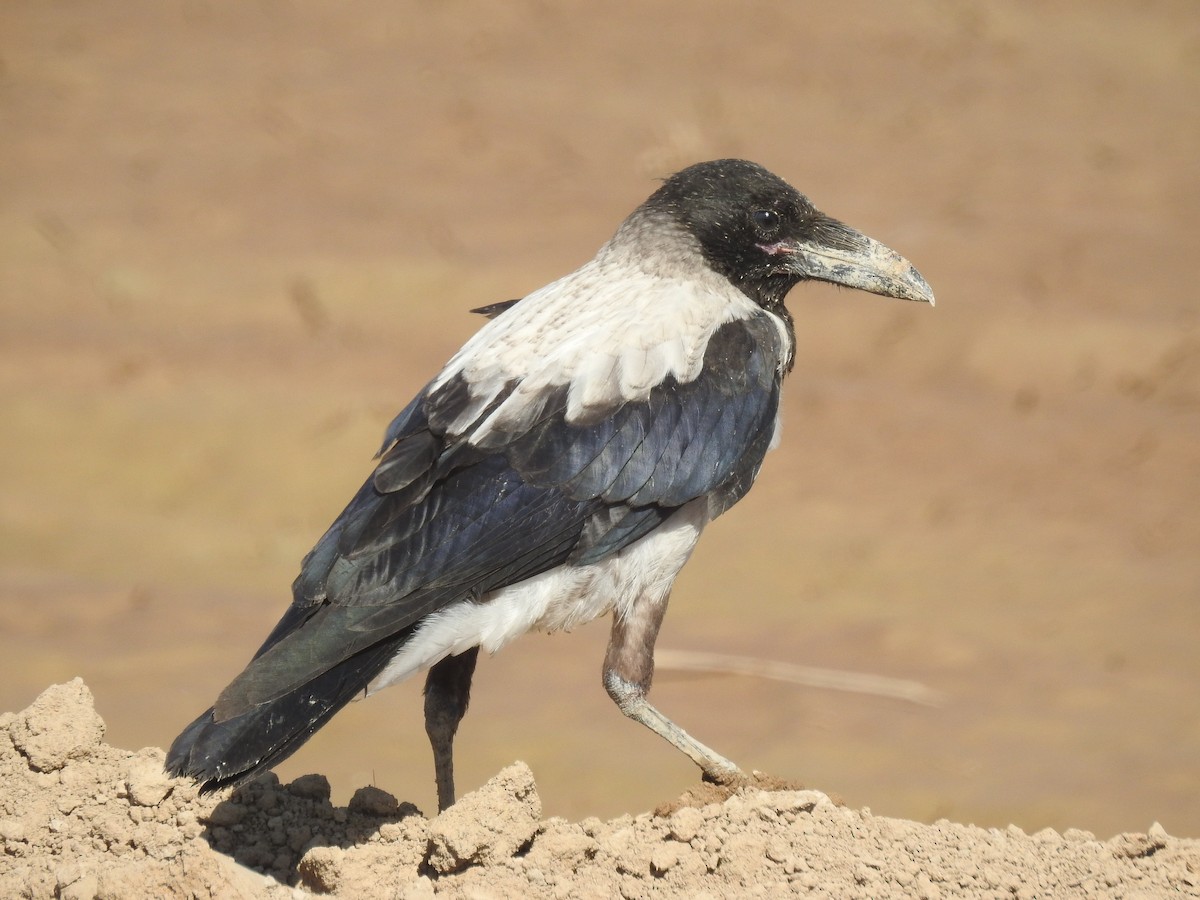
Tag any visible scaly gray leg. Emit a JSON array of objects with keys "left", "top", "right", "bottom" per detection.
[
  {"left": 423, "top": 647, "right": 480, "bottom": 812},
  {"left": 602, "top": 598, "right": 744, "bottom": 785}
]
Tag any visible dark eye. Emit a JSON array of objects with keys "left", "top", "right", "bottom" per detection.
[{"left": 751, "top": 208, "right": 780, "bottom": 233}]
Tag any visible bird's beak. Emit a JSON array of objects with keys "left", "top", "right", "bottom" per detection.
[{"left": 775, "top": 216, "right": 935, "bottom": 306}]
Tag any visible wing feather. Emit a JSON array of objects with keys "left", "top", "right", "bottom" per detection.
[{"left": 219, "top": 314, "right": 785, "bottom": 717}]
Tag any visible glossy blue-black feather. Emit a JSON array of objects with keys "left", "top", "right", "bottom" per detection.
[{"left": 218, "top": 314, "right": 784, "bottom": 715}]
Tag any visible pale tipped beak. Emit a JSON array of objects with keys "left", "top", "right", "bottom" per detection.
[{"left": 779, "top": 217, "right": 935, "bottom": 306}]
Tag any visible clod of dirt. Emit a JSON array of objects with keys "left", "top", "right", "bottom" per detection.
[
  {"left": 2, "top": 681, "right": 1199, "bottom": 899},
  {"left": 426, "top": 762, "right": 541, "bottom": 874},
  {"left": 6, "top": 679, "right": 105, "bottom": 772}
]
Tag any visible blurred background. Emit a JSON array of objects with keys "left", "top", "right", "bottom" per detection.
[{"left": 2, "top": 1, "right": 1197, "bottom": 838}]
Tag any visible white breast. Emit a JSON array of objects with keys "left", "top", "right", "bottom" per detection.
[{"left": 364, "top": 500, "right": 709, "bottom": 696}]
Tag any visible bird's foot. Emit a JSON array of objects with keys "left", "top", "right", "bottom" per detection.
[
  {"left": 655, "top": 769, "right": 806, "bottom": 817},
  {"left": 700, "top": 763, "right": 747, "bottom": 787},
  {"left": 701, "top": 767, "right": 807, "bottom": 793}
]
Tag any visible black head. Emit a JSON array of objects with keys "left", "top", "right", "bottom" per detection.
[{"left": 644, "top": 159, "right": 934, "bottom": 311}]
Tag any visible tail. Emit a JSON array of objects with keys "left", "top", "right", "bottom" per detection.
[{"left": 165, "top": 638, "right": 402, "bottom": 792}]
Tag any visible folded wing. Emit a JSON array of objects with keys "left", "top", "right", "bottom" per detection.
[{"left": 167, "top": 313, "right": 785, "bottom": 788}]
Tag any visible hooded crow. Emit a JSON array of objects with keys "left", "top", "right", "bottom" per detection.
[{"left": 166, "top": 159, "right": 934, "bottom": 811}]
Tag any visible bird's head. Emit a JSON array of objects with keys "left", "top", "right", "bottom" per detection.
[{"left": 645, "top": 159, "right": 935, "bottom": 311}]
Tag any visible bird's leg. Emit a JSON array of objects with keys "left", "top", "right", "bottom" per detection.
[
  {"left": 602, "top": 597, "right": 745, "bottom": 785},
  {"left": 423, "top": 646, "right": 480, "bottom": 813}
]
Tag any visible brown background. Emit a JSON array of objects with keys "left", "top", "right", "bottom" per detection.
[{"left": 2, "top": 1, "right": 1197, "bottom": 838}]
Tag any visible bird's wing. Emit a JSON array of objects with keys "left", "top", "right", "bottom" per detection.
[
  {"left": 503, "top": 312, "right": 785, "bottom": 561},
  {"left": 212, "top": 314, "right": 784, "bottom": 718}
]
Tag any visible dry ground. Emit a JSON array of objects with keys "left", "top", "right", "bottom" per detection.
[{"left": 4, "top": 682, "right": 1198, "bottom": 898}]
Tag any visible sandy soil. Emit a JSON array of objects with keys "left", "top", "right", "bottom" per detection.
[
  {"left": 3, "top": 682, "right": 1198, "bottom": 898},
  {"left": 1, "top": 0, "right": 1199, "bottom": 890}
]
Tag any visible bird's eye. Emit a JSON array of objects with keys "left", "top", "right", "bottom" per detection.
[{"left": 751, "top": 208, "right": 780, "bottom": 233}]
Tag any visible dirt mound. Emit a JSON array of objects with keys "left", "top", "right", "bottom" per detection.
[{"left": 2, "top": 682, "right": 1196, "bottom": 898}]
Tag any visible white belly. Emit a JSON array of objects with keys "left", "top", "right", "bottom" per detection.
[{"left": 365, "top": 500, "right": 708, "bottom": 696}]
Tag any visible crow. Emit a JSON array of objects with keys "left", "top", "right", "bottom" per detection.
[{"left": 166, "top": 159, "right": 934, "bottom": 811}]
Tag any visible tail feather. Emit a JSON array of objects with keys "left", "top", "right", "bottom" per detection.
[{"left": 166, "top": 638, "right": 402, "bottom": 792}]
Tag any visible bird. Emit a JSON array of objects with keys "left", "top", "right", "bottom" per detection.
[{"left": 166, "top": 159, "right": 934, "bottom": 812}]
